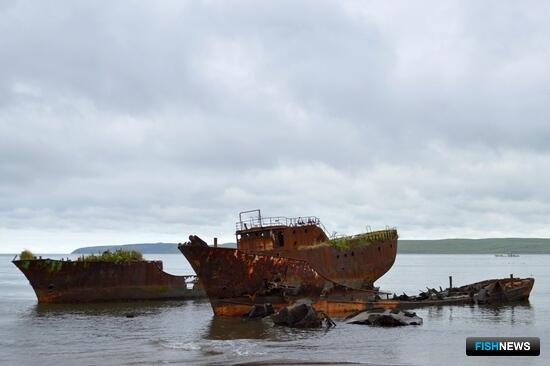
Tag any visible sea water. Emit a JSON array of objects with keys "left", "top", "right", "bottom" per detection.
[{"left": 0, "top": 253, "right": 548, "bottom": 365}]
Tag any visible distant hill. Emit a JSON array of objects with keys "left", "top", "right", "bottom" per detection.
[
  {"left": 398, "top": 238, "right": 550, "bottom": 254},
  {"left": 71, "top": 242, "right": 236, "bottom": 254},
  {"left": 71, "top": 238, "right": 550, "bottom": 254}
]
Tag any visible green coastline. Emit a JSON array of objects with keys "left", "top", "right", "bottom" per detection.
[{"left": 398, "top": 238, "right": 550, "bottom": 254}]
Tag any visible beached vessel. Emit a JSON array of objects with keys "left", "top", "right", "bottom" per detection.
[
  {"left": 383, "top": 276, "right": 534, "bottom": 309},
  {"left": 179, "top": 210, "right": 398, "bottom": 316},
  {"left": 13, "top": 254, "right": 205, "bottom": 303}
]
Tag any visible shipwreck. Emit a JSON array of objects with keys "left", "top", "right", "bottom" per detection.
[
  {"left": 13, "top": 250, "right": 205, "bottom": 303},
  {"left": 179, "top": 210, "right": 534, "bottom": 317},
  {"left": 179, "top": 210, "right": 398, "bottom": 316}
]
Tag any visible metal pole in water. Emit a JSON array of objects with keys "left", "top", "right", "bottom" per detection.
[{"left": 449, "top": 275, "right": 453, "bottom": 289}]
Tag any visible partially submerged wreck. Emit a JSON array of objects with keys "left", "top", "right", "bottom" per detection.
[
  {"left": 385, "top": 276, "right": 535, "bottom": 308},
  {"left": 179, "top": 211, "right": 534, "bottom": 317},
  {"left": 13, "top": 250, "right": 205, "bottom": 303},
  {"left": 346, "top": 309, "right": 423, "bottom": 327},
  {"left": 179, "top": 210, "right": 398, "bottom": 316}
]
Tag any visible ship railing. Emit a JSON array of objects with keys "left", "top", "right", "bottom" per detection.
[
  {"left": 328, "top": 226, "right": 398, "bottom": 241},
  {"left": 236, "top": 216, "right": 323, "bottom": 231},
  {"left": 329, "top": 232, "right": 347, "bottom": 239}
]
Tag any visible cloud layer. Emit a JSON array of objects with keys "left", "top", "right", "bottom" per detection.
[{"left": 1, "top": 1, "right": 550, "bottom": 252}]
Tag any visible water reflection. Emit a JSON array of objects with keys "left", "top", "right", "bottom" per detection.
[
  {"left": 424, "top": 305, "right": 446, "bottom": 318},
  {"left": 2, "top": 254, "right": 545, "bottom": 366},
  {"left": 204, "top": 315, "right": 333, "bottom": 344},
  {"left": 205, "top": 316, "right": 271, "bottom": 340},
  {"left": 474, "top": 302, "right": 533, "bottom": 325},
  {"left": 29, "top": 300, "right": 190, "bottom": 318}
]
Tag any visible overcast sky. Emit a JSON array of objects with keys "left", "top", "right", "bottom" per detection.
[{"left": 1, "top": 1, "right": 550, "bottom": 253}]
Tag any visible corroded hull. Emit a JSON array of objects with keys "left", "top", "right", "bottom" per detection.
[
  {"left": 179, "top": 237, "right": 388, "bottom": 316},
  {"left": 179, "top": 238, "right": 536, "bottom": 317},
  {"left": 464, "top": 277, "right": 534, "bottom": 304},
  {"left": 388, "top": 277, "right": 535, "bottom": 309},
  {"left": 283, "top": 234, "right": 398, "bottom": 288},
  {"left": 238, "top": 223, "right": 398, "bottom": 289},
  {"left": 13, "top": 259, "right": 205, "bottom": 303}
]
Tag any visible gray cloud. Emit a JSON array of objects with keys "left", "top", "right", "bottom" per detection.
[{"left": 1, "top": 0, "right": 550, "bottom": 252}]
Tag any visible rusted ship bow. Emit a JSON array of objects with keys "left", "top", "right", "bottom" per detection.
[
  {"left": 13, "top": 257, "right": 205, "bottom": 303},
  {"left": 179, "top": 210, "right": 398, "bottom": 316}
]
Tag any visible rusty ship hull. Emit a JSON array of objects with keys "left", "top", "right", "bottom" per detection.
[
  {"left": 179, "top": 238, "right": 535, "bottom": 317},
  {"left": 279, "top": 233, "right": 397, "bottom": 289},
  {"left": 180, "top": 211, "right": 399, "bottom": 316},
  {"left": 235, "top": 214, "right": 398, "bottom": 289},
  {"left": 13, "top": 259, "right": 205, "bottom": 303},
  {"left": 179, "top": 239, "right": 382, "bottom": 316},
  {"left": 239, "top": 225, "right": 397, "bottom": 289}
]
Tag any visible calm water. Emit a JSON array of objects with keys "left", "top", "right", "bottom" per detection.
[{"left": 1, "top": 253, "right": 548, "bottom": 365}]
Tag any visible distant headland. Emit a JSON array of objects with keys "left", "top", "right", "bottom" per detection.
[
  {"left": 399, "top": 238, "right": 550, "bottom": 254},
  {"left": 71, "top": 238, "right": 550, "bottom": 254}
]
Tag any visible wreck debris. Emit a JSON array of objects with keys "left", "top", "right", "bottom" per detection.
[
  {"left": 247, "top": 303, "right": 274, "bottom": 318},
  {"left": 471, "top": 275, "right": 531, "bottom": 305},
  {"left": 272, "top": 303, "right": 336, "bottom": 328},
  {"left": 346, "top": 309, "right": 423, "bottom": 326},
  {"left": 390, "top": 276, "right": 535, "bottom": 309}
]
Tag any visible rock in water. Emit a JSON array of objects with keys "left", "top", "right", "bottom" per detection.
[
  {"left": 272, "top": 303, "right": 325, "bottom": 328},
  {"left": 247, "top": 303, "right": 274, "bottom": 318},
  {"left": 346, "top": 309, "right": 422, "bottom": 326}
]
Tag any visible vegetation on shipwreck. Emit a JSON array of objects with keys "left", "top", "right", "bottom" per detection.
[
  {"left": 78, "top": 249, "right": 144, "bottom": 264},
  {"left": 306, "top": 229, "right": 398, "bottom": 250},
  {"left": 19, "top": 249, "right": 36, "bottom": 260}
]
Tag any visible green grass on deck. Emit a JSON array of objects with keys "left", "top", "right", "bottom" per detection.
[{"left": 77, "top": 249, "right": 144, "bottom": 263}]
